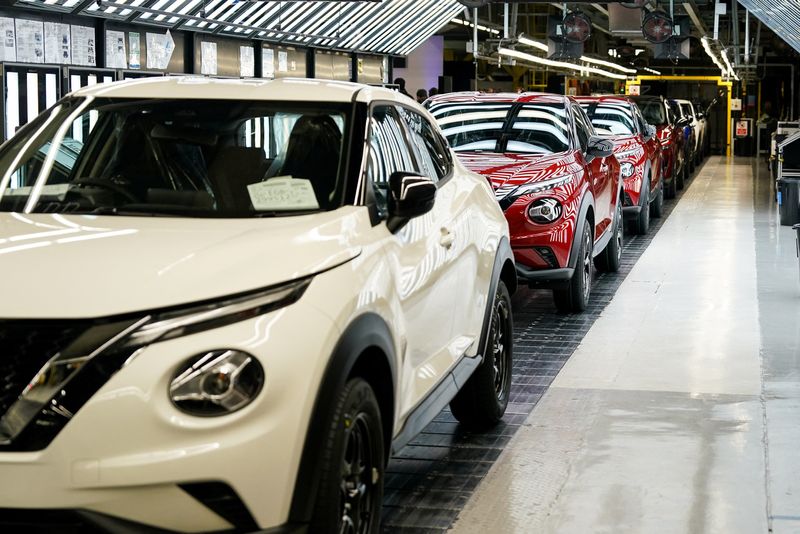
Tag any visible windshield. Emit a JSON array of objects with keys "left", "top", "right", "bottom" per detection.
[
  {"left": 580, "top": 101, "right": 635, "bottom": 135},
  {"left": 636, "top": 99, "right": 667, "bottom": 125},
  {"left": 428, "top": 101, "right": 570, "bottom": 154},
  {"left": 0, "top": 97, "right": 350, "bottom": 217}
]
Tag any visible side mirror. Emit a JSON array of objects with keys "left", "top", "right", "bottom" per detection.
[
  {"left": 645, "top": 124, "right": 657, "bottom": 139},
  {"left": 387, "top": 171, "right": 437, "bottom": 232},
  {"left": 586, "top": 136, "right": 614, "bottom": 159}
]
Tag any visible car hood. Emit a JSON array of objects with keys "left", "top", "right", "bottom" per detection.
[
  {"left": 0, "top": 208, "right": 365, "bottom": 319},
  {"left": 456, "top": 152, "right": 573, "bottom": 191}
]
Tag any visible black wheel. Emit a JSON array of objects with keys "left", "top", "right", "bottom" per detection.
[
  {"left": 650, "top": 178, "right": 664, "bottom": 218},
  {"left": 450, "top": 280, "right": 513, "bottom": 430},
  {"left": 627, "top": 181, "right": 649, "bottom": 235},
  {"left": 594, "top": 201, "right": 622, "bottom": 273},
  {"left": 310, "top": 378, "right": 383, "bottom": 534},
  {"left": 554, "top": 219, "right": 593, "bottom": 313},
  {"left": 664, "top": 174, "right": 676, "bottom": 199},
  {"left": 676, "top": 160, "right": 686, "bottom": 190}
]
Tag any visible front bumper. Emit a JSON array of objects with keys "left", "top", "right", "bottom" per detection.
[{"left": 0, "top": 297, "right": 339, "bottom": 532}]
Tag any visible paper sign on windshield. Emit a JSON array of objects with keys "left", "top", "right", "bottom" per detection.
[{"left": 247, "top": 177, "right": 319, "bottom": 211}]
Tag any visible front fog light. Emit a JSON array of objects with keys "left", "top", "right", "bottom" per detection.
[
  {"left": 527, "top": 198, "right": 562, "bottom": 224},
  {"left": 170, "top": 350, "right": 264, "bottom": 416},
  {"left": 620, "top": 162, "right": 635, "bottom": 178}
]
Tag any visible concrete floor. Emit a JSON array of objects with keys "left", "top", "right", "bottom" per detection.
[{"left": 450, "top": 157, "right": 800, "bottom": 534}]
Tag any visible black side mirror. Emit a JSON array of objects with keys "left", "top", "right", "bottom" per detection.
[
  {"left": 586, "top": 136, "right": 614, "bottom": 159},
  {"left": 387, "top": 171, "right": 437, "bottom": 232}
]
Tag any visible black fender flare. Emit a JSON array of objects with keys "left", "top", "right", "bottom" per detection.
[
  {"left": 476, "top": 235, "right": 515, "bottom": 360},
  {"left": 288, "top": 313, "right": 395, "bottom": 524},
  {"left": 567, "top": 189, "right": 595, "bottom": 270}
]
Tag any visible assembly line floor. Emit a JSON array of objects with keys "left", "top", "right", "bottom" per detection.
[{"left": 382, "top": 156, "right": 800, "bottom": 533}]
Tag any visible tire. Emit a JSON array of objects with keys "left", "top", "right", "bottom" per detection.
[
  {"left": 676, "top": 160, "right": 686, "bottom": 190},
  {"left": 627, "top": 182, "right": 649, "bottom": 235},
  {"left": 665, "top": 174, "right": 676, "bottom": 199},
  {"left": 553, "top": 219, "right": 593, "bottom": 313},
  {"left": 450, "top": 280, "right": 513, "bottom": 430},
  {"left": 594, "top": 201, "right": 622, "bottom": 273},
  {"left": 310, "top": 378, "right": 384, "bottom": 534},
  {"left": 650, "top": 178, "right": 664, "bottom": 218}
]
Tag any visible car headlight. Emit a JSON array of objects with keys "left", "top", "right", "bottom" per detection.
[
  {"left": 620, "top": 162, "right": 635, "bottom": 178},
  {"left": 170, "top": 350, "right": 265, "bottom": 416},
  {"left": 527, "top": 198, "right": 563, "bottom": 224},
  {"left": 497, "top": 173, "right": 574, "bottom": 210},
  {"left": 0, "top": 279, "right": 309, "bottom": 446}
]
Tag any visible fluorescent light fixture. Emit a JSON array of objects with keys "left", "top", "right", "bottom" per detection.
[
  {"left": 451, "top": 18, "right": 500, "bottom": 35},
  {"left": 517, "top": 35, "right": 548, "bottom": 52},
  {"left": 720, "top": 48, "right": 739, "bottom": 80},
  {"left": 643, "top": 67, "right": 662, "bottom": 75},
  {"left": 497, "top": 47, "right": 628, "bottom": 80},
  {"left": 518, "top": 35, "right": 635, "bottom": 74},
  {"left": 702, "top": 36, "right": 738, "bottom": 80}
]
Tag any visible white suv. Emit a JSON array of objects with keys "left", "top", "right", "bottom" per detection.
[{"left": 0, "top": 78, "right": 516, "bottom": 533}]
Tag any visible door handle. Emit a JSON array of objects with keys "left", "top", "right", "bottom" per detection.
[{"left": 439, "top": 228, "right": 455, "bottom": 249}]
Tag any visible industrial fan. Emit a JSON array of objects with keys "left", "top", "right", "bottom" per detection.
[
  {"left": 562, "top": 11, "right": 592, "bottom": 43},
  {"left": 642, "top": 9, "right": 674, "bottom": 43}
]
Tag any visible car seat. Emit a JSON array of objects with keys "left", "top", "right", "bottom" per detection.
[
  {"left": 277, "top": 115, "right": 342, "bottom": 209},
  {"left": 208, "top": 146, "right": 269, "bottom": 211}
]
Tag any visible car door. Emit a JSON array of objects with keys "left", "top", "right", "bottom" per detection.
[
  {"left": 573, "top": 104, "right": 613, "bottom": 239},
  {"left": 397, "top": 105, "right": 484, "bottom": 358},
  {"left": 362, "top": 104, "right": 461, "bottom": 419},
  {"left": 633, "top": 103, "right": 661, "bottom": 193}
]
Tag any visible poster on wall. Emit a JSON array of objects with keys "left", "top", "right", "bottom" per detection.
[
  {"left": 263, "top": 48, "right": 275, "bottom": 79},
  {"left": 239, "top": 46, "right": 254, "bottom": 77},
  {"left": 277, "top": 50, "right": 288, "bottom": 73},
  {"left": 15, "top": 19, "right": 44, "bottom": 63},
  {"left": 44, "top": 22, "right": 70, "bottom": 64},
  {"left": 146, "top": 31, "right": 174, "bottom": 70},
  {"left": 0, "top": 17, "right": 16, "bottom": 62},
  {"left": 129, "top": 32, "right": 140, "bottom": 69},
  {"left": 105, "top": 30, "right": 127, "bottom": 69},
  {"left": 71, "top": 25, "right": 96, "bottom": 66},
  {"left": 200, "top": 41, "right": 217, "bottom": 75}
]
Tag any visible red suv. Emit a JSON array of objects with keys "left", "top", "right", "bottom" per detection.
[
  {"left": 632, "top": 94, "right": 686, "bottom": 198},
  {"left": 576, "top": 96, "right": 663, "bottom": 235},
  {"left": 427, "top": 92, "right": 622, "bottom": 312}
]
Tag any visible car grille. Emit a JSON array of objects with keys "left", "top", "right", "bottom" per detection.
[{"left": 0, "top": 321, "right": 90, "bottom": 421}]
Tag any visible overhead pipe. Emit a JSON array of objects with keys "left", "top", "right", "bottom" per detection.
[{"left": 504, "top": 2, "right": 509, "bottom": 39}]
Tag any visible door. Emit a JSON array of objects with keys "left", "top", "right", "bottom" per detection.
[
  {"left": 2, "top": 64, "right": 60, "bottom": 141},
  {"left": 362, "top": 104, "right": 459, "bottom": 418},
  {"left": 633, "top": 103, "right": 661, "bottom": 193},
  {"left": 574, "top": 105, "right": 613, "bottom": 239},
  {"left": 397, "top": 105, "right": 483, "bottom": 356}
]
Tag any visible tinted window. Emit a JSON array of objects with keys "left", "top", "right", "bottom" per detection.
[
  {"left": 637, "top": 99, "right": 667, "bottom": 125},
  {"left": 572, "top": 105, "right": 592, "bottom": 151},
  {"left": 0, "top": 98, "right": 350, "bottom": 216},
  {"left": 507, "top": 103, "right": 571, "bottom": 154},
  {"left": 429, "top": 100, "right": 569, "bottom": 155},
  {"left": 365, "top": 106, "right": 417, "bottom": 216},
  {"left": 680, "top": 102, "right": 694, "bottom": 119},
  {"left": 580, "top": 101, "right": 636, "bottom": 135},
  {"left": 397, "top": 106, "right": 450, "bottom": 181},
  {"left": 428, "top": 102, "right": 512, "bottom": 152}
]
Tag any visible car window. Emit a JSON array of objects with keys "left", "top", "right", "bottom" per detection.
[
  {"left": 396, "top": 106, "right": 450, "bottom": 181},
  {"left": 507, "top": 103, "right": 571, "bottom": 154},
  {"left": 637, "top": 99, "right": 667, "bottom": 125},
  {"left": 0, "top": 97, "right": 350, "bottom": 216},
  {"left": 364, "top": 105, "right": 417, "bottom": 217},
  {"left": 572, "top": 105, "right": 592, "bottom": 151},
  {"left": 632, "top": 105, "right": 648, "bottom": 135},
  {"left": 428, "top": 102, "right": 512, "bottom": 152},
  {"left": 580, "top": 101, "right": 636, "bottom": 135}
]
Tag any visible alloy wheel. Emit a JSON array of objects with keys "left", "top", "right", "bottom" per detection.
[
  {"left": 339, "top": 414, "right": 377, "bottom": 534},
  {"left": 491, "top": 295, "right": 511, "bottom": 402},
  {"left": 581, "top": 224, "right": 593, "bottom": 302}
]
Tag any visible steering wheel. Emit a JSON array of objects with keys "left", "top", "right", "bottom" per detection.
[{"left": 71, "top": 178, "right": 139, "bottom": 203}]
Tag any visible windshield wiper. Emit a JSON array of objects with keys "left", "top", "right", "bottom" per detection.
[
  {"left": 253, "top": 209, "right": 320, "bottom": 218},
  {"left": 83, "top": 206, "right": 179, "bottom": 217}
]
